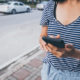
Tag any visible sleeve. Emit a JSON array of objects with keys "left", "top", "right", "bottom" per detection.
[{"left": 40, "top": 1, "right": 50, "bottom": 26}]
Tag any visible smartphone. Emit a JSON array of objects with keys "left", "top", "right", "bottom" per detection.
[{"left": 42, "top": 36, "right": 65, "bottom": 48}]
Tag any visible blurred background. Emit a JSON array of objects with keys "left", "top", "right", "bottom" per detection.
[{"left": 0, "top": 0, "right": 48, "bottom": 80}]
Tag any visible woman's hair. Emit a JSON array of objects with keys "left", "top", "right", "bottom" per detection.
[{"left": 53, "top": 0, "right": 66, "bottom": 3}]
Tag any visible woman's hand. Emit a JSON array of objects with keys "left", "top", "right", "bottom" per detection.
[
  {"left": 39, "top": 34, "right": 75, "bottom": 58},
  {"left": 39, "top": 35, "right": 48, "bottom": 52},
  {"left": 39, "top": 35, "right": 60, "bottom": 52},
  {"left": 47, "top": 43, "right": 75, "bottom": 58}
]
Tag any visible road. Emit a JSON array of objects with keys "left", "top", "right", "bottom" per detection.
[{"left": 0, "top": 10, "right": 42, "bottom": 68}]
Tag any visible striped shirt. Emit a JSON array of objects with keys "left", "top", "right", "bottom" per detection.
[{"left": 40, "top": 0, "right": 80, "bottom": 72}]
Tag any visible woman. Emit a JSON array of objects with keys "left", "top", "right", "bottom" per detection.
[{"left": 39, "top": 0, "right": 80, "bottom": 80}]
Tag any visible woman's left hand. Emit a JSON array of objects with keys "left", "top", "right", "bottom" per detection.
[{"left": 47, "top": 43, "right": 75, "bottom": 58}]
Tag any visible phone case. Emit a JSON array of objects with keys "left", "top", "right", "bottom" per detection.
[{"left": 42, "top": 36, "right": 65, "bottom": 48}]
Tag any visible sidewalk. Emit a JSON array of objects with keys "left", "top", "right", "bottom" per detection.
[{"left": 0, "top": 47, "right": 46, "bottom": 80}]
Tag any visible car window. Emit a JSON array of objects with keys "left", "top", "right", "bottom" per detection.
[
  {"left": 14, "top": 3, "right": 18, "bottom": 6},
  {"left": 19, "top": 3, "right": 24, "bottom": 6},
  {"left": 7, "top": 2, "right": 11, "bottom": 5}
]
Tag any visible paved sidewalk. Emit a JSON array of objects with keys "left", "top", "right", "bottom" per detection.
[{"left": 0, "top": 47, "right": 46, "bottom": 80}]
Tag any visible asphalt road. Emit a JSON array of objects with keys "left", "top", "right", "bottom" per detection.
[{"left": 0, "top": 10, "right": 42, "bottom": 68}]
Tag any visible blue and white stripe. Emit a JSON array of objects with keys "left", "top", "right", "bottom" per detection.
[{"left": 40, "top": 0, "right": 80, "bottom": 72}]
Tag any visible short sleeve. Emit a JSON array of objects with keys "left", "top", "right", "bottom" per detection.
[{"left": 40, "top": 1, "right": 50, "bottom": 26}]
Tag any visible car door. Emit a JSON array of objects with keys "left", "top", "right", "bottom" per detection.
[
  {"left": 18, "top": 2, "right": 26, "bottom": 12},
  {"left": 13, "top": 3, "right": 20, "bottom": 12}
]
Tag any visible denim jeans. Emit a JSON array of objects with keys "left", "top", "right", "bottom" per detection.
[{"left": 41, "top": 62, "right": 80, "bottom": 80}]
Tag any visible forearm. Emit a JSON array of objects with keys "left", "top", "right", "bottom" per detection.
[{"left": 40, "top": 26, "right": 48, "bottom": 37}]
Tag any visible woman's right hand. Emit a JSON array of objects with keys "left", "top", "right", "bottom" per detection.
[
  {"left": 39, "top": 36, "right": 48, "bottom": 52},
  {"left": 39, "top": 35, "right": 60, "bottom": 52}
]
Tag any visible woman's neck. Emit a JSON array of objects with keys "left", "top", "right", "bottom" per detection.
[
  {"left": 59, "top": 0, "right": 80, "bottom": 6},
  {"left": 67, "top": 0, "right": 80, "bottom": 5}
]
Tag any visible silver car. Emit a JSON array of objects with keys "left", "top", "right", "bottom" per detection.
[
  {"left": 0, "top": 1, "right": 31, "bottom": 14},
  {"left": 36, "top": 1, "right": 48, "bottom": 10}
]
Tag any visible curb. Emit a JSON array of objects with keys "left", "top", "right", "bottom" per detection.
[
  {"left": 0, "top": 45, "right": 40, "bottom": 70},
  {"left": 0, "top": 45, "right": 43, "bottom": 79},
  {"left": 0, "top": 44, "right": 40, "bottom": 71}
]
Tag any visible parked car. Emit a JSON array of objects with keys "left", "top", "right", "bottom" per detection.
[
  {"left": 0, "top": 1, "right": 31, "bottom": 14},
  {"left": 36, "top": 1, "right": 48, "bottom": 10}
]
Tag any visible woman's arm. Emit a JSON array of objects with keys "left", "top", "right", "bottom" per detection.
[
  {"left": 39, "top": 26, "right": 49, "bottom": 51},
  {"left": 46, "top": 40, "right": 80, "bottom": 60},
  {"left": 40, "top": 26, "right": 48, "bottom": 37},
  {"left": 39, "top": 26, "right": 61, "bottom": 51}
]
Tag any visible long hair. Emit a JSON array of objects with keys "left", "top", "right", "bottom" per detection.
[{"left": 53, "top": 0, "right": 66, "bottom": 3}]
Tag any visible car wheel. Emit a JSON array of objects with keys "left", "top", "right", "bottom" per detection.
[
  {"left": 26, "top": 8, "right": 30, "bottom": 12},
  {"left": 11, "top": 9, "right": 16, "bottom": 14}
]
